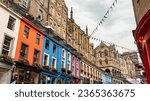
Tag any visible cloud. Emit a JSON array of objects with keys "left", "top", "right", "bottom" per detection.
[{"left": 65, "top": 0, "right": 137, "bottom": 53}]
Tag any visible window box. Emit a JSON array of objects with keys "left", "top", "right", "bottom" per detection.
[
  {"left": 0, "top": 55, "right": 13, "bottom": 65},
  {"left": 67, "top": 69, "right": 72, "bottom": 74},
  {"left": 19, "top": 58, "right": 29, "bottom": 65},
  {"left": 61, "top": 67, "right": 66, "bottom": 73},
  {"left": 32, "top": 62, "right": 42, "bottom": 70},
  {"left": 52, "top": 68, "right": 58, "bottom": 73},
  {"left": 43, "top": 65, "right": 51, "bottom": 71}
]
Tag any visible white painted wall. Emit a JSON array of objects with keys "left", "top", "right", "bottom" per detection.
[{"left": 0, "top": 3, "right": 21, "bottom": 58}]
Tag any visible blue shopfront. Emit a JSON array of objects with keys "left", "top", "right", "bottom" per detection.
[
  {"left": 40, "top": 33, "right": 72, "bottom": 84},
  {"left": 102, "top": 73, "right": 112, "bottom": 84}
]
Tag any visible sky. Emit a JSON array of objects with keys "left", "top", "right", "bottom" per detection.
[{"left": 65, "top": 0, "right": 138, "bottom": 54}]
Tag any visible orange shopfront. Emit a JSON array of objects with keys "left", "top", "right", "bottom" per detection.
[{"left": 133, "top": 9, "right": 150, "bottom": 84}]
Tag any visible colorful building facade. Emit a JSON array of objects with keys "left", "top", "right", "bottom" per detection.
[
  {"left": 132, "top": 0, "right": 150, "bottom": 83},
  {"left": 40, "top": 34, "right": 72, "bottom": 84},
  {"left": 12, "top": 18, "right": 44, "bottom": 84},
  {"left": 0, "top": 3, "right": 21, "bottom": 83},
  {"left": 71, "top": 55, "right": 80, "bottom": 84}
]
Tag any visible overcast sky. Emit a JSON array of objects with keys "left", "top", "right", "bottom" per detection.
[{"left": 65, "top": 0, "right": 138, "bottom": 53}]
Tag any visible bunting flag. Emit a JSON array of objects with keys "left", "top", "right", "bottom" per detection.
[
  {"left": 90, "top": 0, "right": 118, "bottom": 37},
  {"left": 90, "top": 36, "right": 136, "bottom": 52}
]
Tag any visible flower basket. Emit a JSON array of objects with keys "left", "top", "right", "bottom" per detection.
[
  {"left": 61, "top": 67, "right": 66, "bottom": 73},
  {"left": 32, "top": 62, "right": 42, "bottom": 70},
  {"left": 67, "top": 70, "right": 72, "bottom": 74},
  {"left": 19, "top": 58, "right": 30, "bottom": 65},
  {"left": 43, "top": 65, "right": 51, "bottom": 71},
  {"left": 52, "top": 68, "right": 58, "bottom": 73},
  {"left": 0, "top": 55, "right": 13, "bottom": 65}
]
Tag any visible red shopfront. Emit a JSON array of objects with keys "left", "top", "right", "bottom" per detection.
[{"left": 133, "top": 9, "right": 150, "bottom": 84}]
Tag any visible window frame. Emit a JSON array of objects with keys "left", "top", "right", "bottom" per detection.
[{"left": 7, "top": 16, "right": 16, "bottom": 31}]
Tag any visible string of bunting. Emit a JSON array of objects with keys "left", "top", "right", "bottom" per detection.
[
  {"left": 90, "top": 36, "right": 137, "bottom": 52},
  {"left": 90, "top": 0, "right": 118, "bottom": 37}
]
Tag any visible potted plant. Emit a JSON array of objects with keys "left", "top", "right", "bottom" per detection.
[
  {"left": 43, "top": 65, "right": 51, "bottom": 71},
  {"left": 19, "top": 57, "right": 30, "bottom": 65},
  {"left": 52, "top": 68, "right": 58, "bottom": 73},
  {"left": 0, "top": 55, "right": 13, "bottom": 65},
  {"left": 61, "top": 67, "right": 66, "bottom": 73},
  {"left": 32, "top": 62, "right": 42, "bottom": 70},
  {"left": 67, "top": 69, "right": 72, "bottom": 74}
]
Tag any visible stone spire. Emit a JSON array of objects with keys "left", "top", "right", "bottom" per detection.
[
  {"left": 70, "top": 7, "right": 73, "bottom": 19},
  {"left": 86, "top": 25, "right": 88, "bottom": 35}
]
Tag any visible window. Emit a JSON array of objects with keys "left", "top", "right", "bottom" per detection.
[
  {"left": 61, "top": 60, "right": 65, "bottom": 68},
  {"left": 7, "top": 16, "right": 16, "bottom": 30},
  {"left": 2, "top": 35, "right": 13, "bottom": 55},
  {"left": 45, "top": 39, "right": 49, "bottom": 50},
  {"left": 43, "top": 54, "right": 49, "bottom": 65},
  {"left": 104, "top": 50, "right": 108, "bottom": 56},
  {"left": 23, "top": 26, "right": 30, "bottom": 38},
  {"left": 68, "top": 63, "right": 71, "bottom": 70},
  {"left": 53, "top": 44, "right": 56, "bottom": 53},
  {"left": 62, "top": 49, "right": 65, "bottom": 58},
  {"left": 33, "top": 49, "right": 40, "bottom": 63},
  {"left": 68, "top": 52, "right": 71, "bottom": 61},
  {"left": 36, "top": 33, "right": 40, "bottom": 45},
  {"left": 20, "top": 43, "right": 28, "bottom": 59},
  {"left": 52, "top": 58, "right": 56, "bottom": 68},
  {"left": 23, "top": 0, "right": 29, "bottom": 8}
]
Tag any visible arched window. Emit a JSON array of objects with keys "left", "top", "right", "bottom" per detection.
[
  {"left": 99, "top": 60, "right": 102, "bottom": 65},
  {"left": 104, "top": 50, "right": 108, "bottom": 56},
  {"left": 105, "top": 59, "right": 108, "bottom": 64}
]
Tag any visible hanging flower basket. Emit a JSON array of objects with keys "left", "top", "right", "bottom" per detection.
[
  {"left": 67, "top": 70, "right": 72, "bottom": 74},
  {"left": 61, "top": 67, "right": 66, "bottom": 73},
  {"left": 32, "top": 62, "right": 42, "bottom": 70},
  {"left": 19, "top": 58, "right": 30, "bottom": 65},
  {"left": 0, "top": 55, "right": 13, "bottom": 65},
  {"left": 43, "top": 65, "right": 51, "bottom": 71},
  {"left": 52, "top": 68, "right": 58, "bottom": 73}
]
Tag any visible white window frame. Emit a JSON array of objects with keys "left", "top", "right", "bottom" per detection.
[
  {"left": 23, "top": 0, "right": 29, "bottom": 8},
  {"left": 52, "top": 57, "right": 57, "bottom": 69},
  {"left": 1, "top": 35, "right": 13, "bottom": 56},
  {"left": 7, "top": 16, "right": 16, "bottom": 31},
  {"left": 61, "top": 60, "right": 65, "bottom": 68},
  {"left": 43, "top": 53, "right": 49, "bottom": 66},
  {"left": 62, "top": 49, "right": 66, "bottom": 58},
  {"left": 68, "top": 52, "right": 71, "bottom": 61},
  {"left": 67, "top": 63, "right": 71, "bottom": 70}
]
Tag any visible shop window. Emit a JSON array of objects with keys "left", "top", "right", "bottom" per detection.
[
  {"left": 23, "top": 26, "right": 30, "bottom": 38},
  {"left": 1, "top": 35, "right": 13, "bottom": 55},
  {"left": 7, "top": 16, "right": 16, "bottom": 30}
]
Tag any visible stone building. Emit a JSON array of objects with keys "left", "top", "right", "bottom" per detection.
[
  {"left": 66, "top": 8, "right": 95, "bottom": 64},
  {"left": 2, "top": 0, "right": 68, "bottom": 40},
  {"left": 94, "top": 42, "right": 124, "bottom": 84}
]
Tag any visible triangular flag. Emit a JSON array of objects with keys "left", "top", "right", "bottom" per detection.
[
  {"left": 102, "top": 18, "right": 104, "bottom": 22},
  {"left": 104, "top": 15, "right": 107, "bottom": 18},
  {"left": 113, "top": 2, "right": 115, "bottom": 7},
  {"left": 110, "top": 6, "right": 113, "bottom": 9},
  {"left": 106, "top": 10, "right": 109, "bottom": 15},
  {"left": 100, "top": 21, "right": 103, "bottom": 24},
  {"left": 115, "top": 0, "right": 117, "bottom": 3}
]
